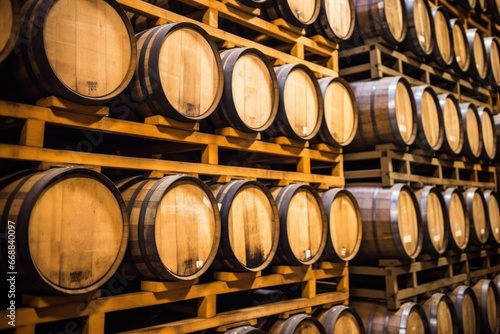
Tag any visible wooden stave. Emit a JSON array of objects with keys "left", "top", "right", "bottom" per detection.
[
  {"left": 447, "top": 285, "right": 480, "bottom": 334},
  {"left": 463, "top": 187, "right": 490, "bottom": 247},
  {"left": 402, "top": 0, "right": 435, "bottom": 58},
  {"left": 316, "top": 305, "right": 366, "bottom": 334},
  {"left": 459, "top": 103, "right": 483, "bottom": 160},
  {"left": 449, "top": 19, "right": 470, "bottom": 74},
  {"left": 312, "top": 0, "right": 356, "bottom": 43},
  {"left": 0, "top": 0, "right": 20, "bottom": 63},
  {"left": 420, "top": 293, "right": 458, "bottom": 334},
  {"left": 472, "top": 279, "right": 500, "bottom": 334},
  {"left": 465, "top": 29, "right": 488, "bottom": 81},
  {"left": 268, "top": 313, "right": 326, "bottom": 334},
  {"left": 412, "top": 85, "right": 444, "bottom": 153},
  {"left": 442, "top": 188, "right": 470, "bottom": 251},
  {"left": 483, "top": 190, "right": 500, "bottom": 245},
  {"left": 430, "top": 7, "right": 454, "bottom": 68},
  {"left": 262, "top": 0, "right": 321, "bottom": 28},
  {"left": 437, "top": 93, "right": 464, "bottom": 156},
  {"left": 483, "top": 37, "right": 500, "bottom": 88},
  {"left": 477, "top": 106, "right": 497, "bottom": 161}
]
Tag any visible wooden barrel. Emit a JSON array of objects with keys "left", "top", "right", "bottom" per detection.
[
  {"left": 494, "top": 275, "right": 500, "bottom": 303},
  {"left": 483, "top": 190, "right": 500, "bottom": 245},
  {"left": 430, "top": 7, "right": 454, "bottom": 68},
  {"left": 478, "top": 0, "right": 488, "bottom": 12},
  {"left": 210, "top": 180, "right": 280, "bottom": 272},
  {"left": 0, "top": 0, "right": 20, "bottom": 63},
  {"left": 460, "top": 103, "right": 483, "bottom": 159},
  {"left": 269, "top": 314, "right": 326, "bottom": 334},
  {"left": 403, "top": 0, "right": 434, "bottom": 58},
  {"left": 237, "top": 0, "right": 267, "bottom": 7},
  {"left": 347, "top": 184, "right": 422, "bottom": 263},
  {"left": 317, "top": 305, "right": 365, "bottom": 334},
  {"left": 210, "top": 47, "right": 279, "bottom": 133},
  {"left": 11, "top": 0, "right": 136, "bottom": 105},
  {"left": 456, "top": 0, "right": 477, "bottom": 11},
  {"left": 321, "top": 188, "right": 362, "bottom": 262},
  {"left": 316, "top": 77, "right": 358, "bottom": 147},
  {"left": 348, "top": 77, "right": 417, "bottom": 151},
  {"left": 420, "top": 293, "right": 457, "bottom": 334},
  {"left": 466, "top": 29, "right": 488, "bottom": 81},
  {"left": 224, "top": 326, "right": 266, "bottom": 334},
  {"left": 120, "top": 175, "right": 221, "bottom": 281},
  {"left": 484, "top": 37, "right": 500, "bottom": 87},
  {"left": 351, "top": 301, "right": 429, "bottom": 333},
  {"left": 442, "top": 188, "right": 470, "bottom": 251},
  {"left": 268, "top": 64, "right": 323, "bottom": 141},
  {"left": 312, "top": 0, "right": 356, "bottom": 42},
  {"left": 450, "top": 19, "right": 470, "bottom": 73},
  {"left": 447, "top": 285, "right": 480, "bottom": 334},
  {"left": 262, "top": 0, "right": 321, "bottom": 27},
  {"left": 463, "top": 187, "right": 489, "bottom": 247},
  {"left": 477, "top": 106, "right": 497, "bottom": 161},
  {"left": 270, "top": 184, "right": 327, "bottom": 266},
  {"left": 437, "top": 94, "right": 464, "bottom": 156},
  {"left": 0, "top": 168, "right": 128, "bottom": 294},
  {"left": 415, "top": 186, "right": 449, "bottom": 256},
  {"left": 128, "top": 22, "right": 223, "bottom": 122},
  {"left": 412, "top": 85, "right": 444, "bottom": 153},
  {"left": 353, "top": 0, "right": 407, "bottom": 45},
  {"left": 472, "top": 279, "right": 500, "bottom": 334}
]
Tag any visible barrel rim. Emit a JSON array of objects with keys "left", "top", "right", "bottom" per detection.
[
  {"left": 477, "top": 105, "right": 497, "bottom": 160},
  {"left": 317, "top": 305, "right": 366, "bottom": 334},
  {"left": 314, "top": 0, "right": 356, "bottom": 42},
  {"left": 448, "top": 284, "right": 480, "bottom": 334},
  {"left": 463, "top": 187, "right": 490, "bottom": 246},
  {"left": 430, "top": 6, "right": 454, "bottom": 67},
  {"left": 278, "top": 313, "right": 327, "bottom": 334},
  {"left": 387, "top": 77, "right": 418, "bottom": 147},
  {"left": 412, "top": 85, "right": 445, "bottom": 153},
  {"left": 376, "top": 0, "right": 408, "bottom": 44},
  {"left": 398, "top": 302, "right": 429, "bottom": 332},
  {"left": 466, "top": 28, "right": 489, "bottom": 80},
  {"left": 459, "top": 102, "right": 483, "bottom": 159},
  {"left": 483, "top": 190, "right": 500, "bottom": 244},
  {"left": 404, "top": 0, "right": 435, "bottom": 57},
  {"left": 437, "top": 93, "right": 464, "bottom": 156},
  {"left": 0, "top": 0, "right": 21, "bottom": 63},
  {"left": 273, "top": 0, "right": 321, "bottom": 27},
  {"left": 421, "top": 293, "right": 458, "bottom": 334},
  {"left": 483, "top": 36, "right": 500, "bottom": 87},
  {"left": 442, "top": 187, "right": 470, "bottom": 251},
  {"left": 473, "top": 278, "right": 500, "bottom": 333},
  {"left": 450, "top": 18, "right": 471, "bottom": 73}
]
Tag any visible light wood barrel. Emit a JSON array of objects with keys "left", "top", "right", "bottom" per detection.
[
  {"left": 412, "top": 85, "right": 444, "bottom": 153},
  {"left": 351, "top": 301, "right": 428, "bottom": 334},
  {"left": 484, "top": 37, "right": 500, "bottom": 87},
  {"left": 431, "top": 7, "right": 454, "bottom": 67},
  {"left": 466, "top": 29, "right": 488, "bottom": 81},
  {"left": 129, "top": 22, "right": 223, "bottom": 122},
  {"left": 224, "top": 326, "right": 266, "bottom": 334},
  {"left": 463, "top": 187, "right": 489, "bottom": 247},
  {"left": 321, "top": 188, "right": 362, "bottom": 262},
  {"left": 437, "top": 93, "right": 464, "bottom": 156},
  {"left": 460, "top": 103, "right": 483, "bottom": 159},
  {"left": 268, "top": 64, "right": 323, "bottom": 141},
  {"left": 450, "top": 19, "right": 470, "bottom": 73},
  {"left": 442, "top": 188, "right": 470, "bottom": 251},
  {"left": 477, "top": 106, "right": 497, "bottom": 161},
  {"left": 403, "top": 0, "right": 434, "bottom": 58},
  {"left": 211, "top": 47, "right": 278, "bottom": 133},
  {"left": 472, "top": 279, "right": 500, "bottom": 334},
  {"left": 12, "top": 0, "right": 136, "bottom": 105},
  {"left": 269, "top": 314, "right": 326, "bottom": 334},
  {"left": 420, "top": 293, "right": 457, "bottom": 334},
  {"left": 270, "top": 184, "right": 327, "bottom": 266},
  {"left": 312, "top": 0, "right": 356, "bottom": 42},
  {"left": 0, "top": 0, "right": 20, "bottom": 63},
  {"left": 484, "top": 190, "right": 500, "bottom": 245},
  {"left": 210, "top": 180, "right": 280, "bottom": 272},
  {"left": 317, "top": 305, "right": 365, "bottom": 334},
  {"left": 447, "top": 285, "right": 480, "bottom": 334},
  {"left": 0, "top": 168, "right": 128, "bottom": 294},
  {"left": 348, "top": 77, "right": 417, "bottom": 151},
  {"left": 316, "top": 77, "right": 358, "bottom": 147},
  {"left": 120, "top": 175, "right": 221, "bottom": 280},
  {"left": 347, "top": 184, "right": 422, "bottom": 263},
  {"left": 353, "top": 0, "right": 407, "bottom": 45},
  {"left": 263, "top": 0, "right": 321, "bottom": 27}
]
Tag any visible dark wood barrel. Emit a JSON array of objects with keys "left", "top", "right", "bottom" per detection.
[
  {"left": 460, "top": 103, "right": 483, "bottom": 159},
  {"left": 269, "top": 314, "right": 326, "bottom": 334},
  {"left": 317, "top": 305, "right": 365, "bottom": 334},
  {"left": 463, "top": 188, "right": 489, "bottom": 247},
  {"left": 237, "top": 0, "right": 267, "bottom": 7},
  {"left": 210, "top": 180, "right": 280, "bottom": 272},
  {"left": 268, "top": 64, "right": 323, "bottom": 141},
  {"left": 312, "top": 0, "right": 356, "bottom": 42},
  {"left": 442, "top": 188, "right": 470, "bottom": 251},
  {"left": 402, "top": 0, "right": 434, "bottom": 58},
  {"left": 0, "top": 168, "right": 128, "bottom": 294},
  {"left": 0, "top": 0, "right": 20, "bottom": 63},
  {"left": 420, "top": 293, "right": 457, "bottom": 334},
  {"left": 431, "top": 7, "right": 454, "bottom": 68},
  {"left": 484, "top": 37, "right": 500, "bottom": 87},
  {"left": 224, "top": 326, "right": 266, "bottom": 334},
  {"left": 316, "top": 77, "right": 358, "bottom": 147},
  {"left": 466, "top": 29, "right": 488, "bottom": 81},
  {"left": 347, "top": 77, "right": 417, "bottom": 151},
  {"left": 321, "top": 188, "right": 362, "bottom": 262},
  {"left": 210, "top": 47, "right": 279, "bottom": 133},
  {"left": 353, "top": 0, "right": 407, "bottom": 45},
  {"left": 351, "top": 301, "right": 429, "bottom": 333},
  {"left": 262, "top": 0, "right": 321, "bottom": 27},
  {"left": 472, "top": 279, "right": 500, "bottom": 334},
  {"left": 490, "top": 0, "right": 500, "bottom": 23},
  {"left": 412, "top": 85, "right": 444, "bottom": 153},
  {"left": 437, "top": 94, "right": 464, "bottom": 156},
  {"left": 270, "top": 184, "right": 327, "bottom": 266},
  {"left": 415, "top": 186, "right": 449, "bottom": 256},
  {"left": 483, "top": 190, "right": 500, "bottom": 245},
  {"left": 477, "top": 106, "right": 497, "bottom": 161},
  {"left": 119, "top": 175, "right": 221, "bottom": 281},
  {"left": 347, "top": 184, "right": 423, "bottom": 263},
  {"left": 128, "top": 22, "right": 223, "bottom": 122},
  {"left": 450, "top": 19, "right": 470, "bottom": 73},
  {"left": 494, "top": 275, "right": 500, "bottom": 304},
  {"left": 11, "top": 0, "right": 136, "bottom": 105},
  {"left": 447, "top": 285, "right": 480, "bottom": 334}
]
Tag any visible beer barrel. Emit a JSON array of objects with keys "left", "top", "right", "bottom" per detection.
[
  {"left": 430, "top": 7, "right": 454, "bottom": 68},
  {"left": 262, "top": 0, "right": 321, "bottom": 27},
  {"left": 321, "top": 188, "right": 362, "bottom": 262},
  {"left": 466, "top": 29, "right": 488, "bottom": 81},
  {"left": 120, "top": 175, "right": 221, "bottom": 281},
  {"left": 472, "top": 279, "right": 500, "bottom": 334},
  {"left": 447, "top": 285, "right": 480, "bottom": 334},
  {"left": 0, "top": 168, "right": 128, "bottom": 294},
  {"left": 353, "top": 0, "right": 407, "bottom": 45},
  {"left": 0, "top": 0, "right": 20, "bottom": 63},
  {"left": 450, "top": 19, "right": 470, "bottom": 73},
  {"left": 420, "top": 293, "right": 457, "bottom": 334},
  {"left": 483, "top": 190, "right": 500, "bottom": 245},
  {"left": 224, "top": 326, "right": 266, "bottom": 334},
  {"left": 317, "top": 305, "right": 365, "bottom": 334},
  {"left": 11, "top": 0, "right": 136, "bottom": 105},
  {"left": 460, "top": 103, "right": 483, "bottom": 159},
  {"left": 403, "top": 0, "right": 434, "bottom": 58},
  {"left": 270, "top": 184, "right": 327, "bottom": 266},
  {"left": 347, "top": 184, "right": 422, "bottom": 263},
  {"left": 412, "top": 85, "right": 444, "bottom": 153},
  {"left": 128, "top": 22, "right": 223, "bottom": 122},
  {"left": 316, "top": 77, "right": 358, "bottom": 147},
  {"left": 210, "top": 180, "right": 280, "bottom": 272},
  {"left": 437, "top": 94, "right": 464, "bottom": 156},
  {"left": 478, "top": 106, "right": 497, "bottom": 161},
  {"left": 210, "top": 47, "right": 279, "bottom": 133},
  {"left": 347, "top": 77, "right": 417, "bottom": 151},
  {"left": 269, "top": 314, "right": 326, "bottom": 334},
  {"left": 484, "top": 37, "right": 500, "bottom": 87},
  {"left": 312, "top": 0, "right": 356, "bottom": 42},
  {"left": 442, "top": 188, "right": 470, "bottom": 251},
  {"left": 463, "top": 188, "right": 489, "bottom": 247}
]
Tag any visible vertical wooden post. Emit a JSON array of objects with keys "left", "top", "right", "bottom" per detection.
[
  {"left": 202, "top": 144, "right": 219, "bottom": 165},
  {"left": 20, "top": 119, "right": 45, "bottom": 147},
  {"left": 198, "top": 295, "right": 216, "bottom": 318},
  {"left": 82, "top": 313, "right": 105, "bottom": 334}
]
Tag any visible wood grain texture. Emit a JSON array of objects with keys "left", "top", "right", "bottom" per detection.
[
  {"left": 431, "top": 7, "right": 453, "bottom": 67},
  {"left": 269, "top": 314, "right": 325, "bottom": 334},
  {"left": 466, "top": 29, "right": 487, "bottom": 80},
  {"left": 460, "top": 103, "right": 482, "bottom": 159},
  {"left": 484, "top": 191, "right": 500, "bottom": 244},
  {"left": 316, "top": 305, "right": 364, "bottom": 334},
  {"left": 484, "top": 37, "right": 500, "bottom": 87},
  {"left": 262, "top": 0, "right": 321, "bottom": 27},
  {"left": 0, "top": 0, "right": 19, "bottom": 62},
  {"left": 451, "top": 19, "right": 470, "bottom": 73},
  {"left": 477, "top": 106, "right": 497, "bottom": 161},
  {"left": 463, "top": 188, "right": 489, "bottom": 246},
  {"left": 313, "top": 0, "right": 355, "bottom": 42},
  {"left": 415, "top": 187, "right": 448, "bottom": 255},
  {"left": 448, "top": 285, "right": 480, "bottom": 334},
  {"left": 438, "top": 94, "right": 464, "bottom": 156},
  {"left": 404, "top": 0, "right": 433, "bottom": 57},
  {"left": 412, "top": 85, "right": 443, "bottom": 153},
  {"left": 420, "top": 293, "right": 456, "bottom": 334},
  {"left": 472, "top": 279, "right": 499, "bottom": 334},
  {"left": 442, "top": 188, "right": 470, "bottom": 251}
]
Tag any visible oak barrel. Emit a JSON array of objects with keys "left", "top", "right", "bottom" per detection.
[
  {"left": 478, "top": 106, "right": 497, "bottom": 161},
  {"left": 0, "top": 0, "right": 20, "bottom": 63},
  {"left": 403, "top": 0, "right": 434, "bottom": 58},
  {"left": 316, "top": 305, "right": 365, "bottom": 334},
  {"left": 269, "top": 314, "right": 326, "bottom": 334},
  {"left": 463, "top": 187, "right": 489, "bottom": 247},
  {"left": 0, "top": 168, "right": 128, "bottom": 294},
  {"left": 472, "top": 279, "right": 500, "bottom": 334},
  {"left": 270, "top": 184, "right": 327, "bottom": 266},
  {"left": 437, "top": 93, "right": 464, "bottom": 156},
  {"left": 466, "top": 29, "right": 488, "bottom": 81},
  {"left": 442, "top": 188, "right": 470, "bottom": 251},
  {"left": 321, "top": 188, "right": 362, "bottom": 262},
  {"left": 128, "top": 22, "right": 223, "bottom": 122},
  {"left": 316, "top": 77, "right": 358, "bottom": 147},
  {"left": 430, "top": 7, "right": 454, "bottom": 68},
  {"left": 224, "top": 326, "right": 266, "bottom": 334},
  {"left": 120, "top": 175, "right": 221, "bottom": 280},
  {"left": 412, "top": 85, "right": 444, "bottom": 153},
  {"left": 348, "top": 77, "right": 417, "bottom": 151},
  {"left": 262, "top": 0, "right": 321, "bottom": 27},
  {"left": 448, "top": 285, "right": 480, "bottom": 334},
  {"left": 312, "top": 0, "right": 356, "bottom": 42},
  {"left": 484, "top": 37, "right": 500, "bottom": 87},
  {"left": 210, "top": 180, "right": 279, "bottom": 272},
  {"left": 460, "top": 103, "right": 483, "bottom": 159},
  {"left": 12, "top": 0, "right": 136, "bottom": 105},
  {"left": 347, "top": 184, "right": 422, "bottom": 263},
  {"left": 420, "top": 293, "right": 457, "bottom": 334},
  {"left": 211, "top": 47, "right": 279, "bottom": 133},
  {"left": 450, "top": 19, "right": 470, "bottom": 73},
  {"left": 483, "top": 190, "right": 500, "bottom": 245}
]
